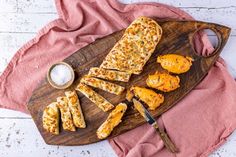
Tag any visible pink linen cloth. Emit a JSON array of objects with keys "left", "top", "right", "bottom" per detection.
[{"left": 0, "top": 0, "right": 236, "bottom": 156}]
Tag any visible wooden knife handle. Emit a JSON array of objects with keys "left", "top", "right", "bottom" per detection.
[{"left": 153, "top": 123, "right": 178, "bottom": 153}]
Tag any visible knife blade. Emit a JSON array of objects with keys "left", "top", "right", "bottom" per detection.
[{"left": 132, "top": 98, "right": 178, "bottom": 153}]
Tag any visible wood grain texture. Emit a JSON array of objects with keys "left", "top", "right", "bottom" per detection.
[
  {"left": 0, "top": 119, "right": 116, "bottom": 157},
  {"left": 0, "top": 0, "right": 236, "bottom": 156},
  {"left": 27, "top": 20, "right": 231, "bottom": 146}
]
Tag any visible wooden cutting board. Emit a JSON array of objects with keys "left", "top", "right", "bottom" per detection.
[{"left": 27, "top": 20, "right": 230, "bottom": 145}]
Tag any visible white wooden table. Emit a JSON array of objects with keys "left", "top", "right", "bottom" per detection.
[{"left": 0, "top": 0, "right": 236, "bottom": 156}]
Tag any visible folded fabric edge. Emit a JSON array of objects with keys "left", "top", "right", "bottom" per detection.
[
  {"left": 0, "top": 19, "right": 65, "bottom": 111},
  {"left": 200, "top": 127, "right": 235, "bottom": 157},
  {"left": 0, "top": 19, "right": 62, "bottom": 83},
  {"left": 108, "top": 127, "right": 236, "bottom": 157},
  {"left": 109, "top": 138, "right": 125, "bottom": 157},
  {"left": 0, "top": 103, "right": 29, "bottom": 114}
]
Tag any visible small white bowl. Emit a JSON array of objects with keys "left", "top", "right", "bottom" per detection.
[{"left": 47, "top": 62, "right": 75, "bottom": 89}]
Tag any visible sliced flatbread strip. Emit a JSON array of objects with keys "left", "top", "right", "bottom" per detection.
[
  {"left": 97, "top": 103, "right": 127, "bottom": 139},
  {"left": 42, "top": 102, "right": 60, "bottom": 135},
  {"left": 57, "top": 96, "right": 76, "bottom": 131},
  {"left": 65, "top": 90, "right": 86, "bottom": 128},
  {"left": 88, "top": 67, "right": 131, "bottom": 82},
  {"left": 76, "top": 83, "right": 114, "bottom": 112},
  {"left": 80, "top": 75, "right": 125, "bottom": 95},
  {"left": 100, "top": 16, "right": 162, "bottom": 74}
]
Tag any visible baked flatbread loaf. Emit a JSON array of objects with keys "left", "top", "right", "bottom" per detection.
[
  {"left": 88, "top": 67, "right": 131, "bottom": 82},
  {"left": 65, "top": 90, "right": 86, "bottom": 128},
  {"left": 80, "top": 75, "right": 125, "bottom": 95},
  {"left": 57, "top": 97, "right": 76, "bottom": 131},
  {"left": 42, "top": 102, "right": 60, "bottom": 135},
  {"left": 96, "top": 103, "right": 127, "bottom": 139},
  {"left": 100, "top": 16, "right": 162, "bottom": 74},
  {"left": 76, "top": 83, "right": 114, "bottom": 112}
]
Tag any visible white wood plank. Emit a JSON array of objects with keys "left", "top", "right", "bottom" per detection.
[
  {"left": 0, "top": 0, "right": 17, "bottom": 13},
  {"left": 220, "top": 36, "right": 236, "bottom": 78},
  {"left": 210, "top": 131, "right": 236, "bottom": 157},
  {"left": 120, "top": 1, "right": 236, "bottom": 35},
  {"left": 0, "top": 13, "right": 57, "bottom": 33},
  {"left": 0, "top": 0, "right": 234, "bottom": 14},
  {"left": 0, "top": 0, "right": 236, "bottom": 157},
  {"left": 17, "top": 0, "right": 57, "bottom": 13},
  {"left": 0, "top": 118, "right": 235, "bottom": 157},
  {"left": 0, "top": 119, "right": 117, "bottom": 157},
  {"left": 182, "top": 7, "right": 236, "bottom": 35},
  {"left": 0, "top": 109, "right": 30, "bottom": 118},
  {"left": 1, "top": 8, "right": 236, "bottom": 35},
  {"left": 0, "top": 32, "right": 35, "bottom": 55},
  {"left": 119, "top": 0, "right": 236, "bottom": 8},
  {"left": 12, "top": 0, "right": 236, "bottom": 14},
  {"left": 0, "top": 32, "right": 35, "bottom": 72}
]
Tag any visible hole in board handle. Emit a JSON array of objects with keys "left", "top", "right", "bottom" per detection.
[{"left": 192, "top": 28, "right": 221, "bottom": 57}]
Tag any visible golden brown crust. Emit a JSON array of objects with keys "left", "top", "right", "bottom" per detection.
[
  {"left": 146, "top": 72, "right": 180, "bottom": 92},
  {"left": 126, "top": 88, "right": 134, "bottom": 102},
  {"left": 96, "top": 103, "right": 127, "bottom": 139},
  {"left": 42, "top": 102, "right": 60, "bottom": 135},
  {"left": 65, "top": 90, "right": 86, "bottom": 128},
  {"left": 88, "top": 67, "right": 131, "bottom": 82},
  {"left": 129, "top": 86, "right": 164, "bottom": 110},
  {"left": 80, "top": 75, "right": 125, "bottom": 95},
  {"left": 100, "top": 16, "right": 162, "bottom": 74},
  {"left": 157, "top": 54, "right": 193, "bottom": 74},
  {"left": 76, "top": 83, "right": 114, "bottom": 112},
  {"left": 57, "top": 96, "right": 76, "bottom": 131}
]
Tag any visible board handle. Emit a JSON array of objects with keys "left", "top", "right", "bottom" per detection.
[{"left": 191, "top": 22, "right": 231, "bottom": 58}]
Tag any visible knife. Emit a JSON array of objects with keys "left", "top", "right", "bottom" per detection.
[{"left": 132, "top": 98, "right": 178, "bottom": 153}]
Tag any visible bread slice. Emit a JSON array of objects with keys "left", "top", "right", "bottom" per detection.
[
  {"left": 80, "top": 75, "right": 125, "bottom": 95},
  {"left": 76, "top": 83, "right": 114, "bottom": 112},
  {"left": 65, "top": 90, "right": 86, "bottom": 128},
  {"left": 57, "top": 96, "right": 76, "bottom": 131},
  {"left": 88, "top": 67, "right": 131, "bottom": 82},
  {"left": 96, "top": 103, "right": 127, "bottom": 139},
  {"left": 42, "top": 102, "right": 60, "bottom": 135}
]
